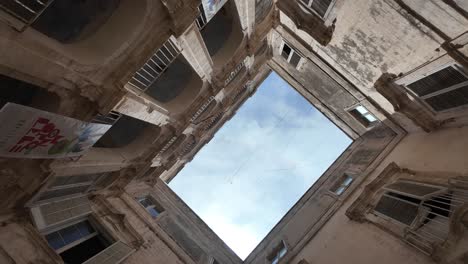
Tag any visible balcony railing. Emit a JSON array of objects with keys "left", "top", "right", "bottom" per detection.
[
  {"left": 404, "top": 177, "right": 468, "bottom": 255},
  {"left": 224, "top": 60, "right": 246, "bottom": 87},
  {"left": 196, "top": 4, "right": 207, "bottom": 30},
  {"left": 128, "top": 39, "right": 181, "bottom": 92},
  {"left": 92, "top": 111, "right": 122, "bottom": 125},
  {"left": 0, "top": 0, "right": 54, "bottom": 31}
]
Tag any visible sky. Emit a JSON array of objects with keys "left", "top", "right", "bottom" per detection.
[{"left": 169, "top": 72, "right": 352, "bottom": 259}]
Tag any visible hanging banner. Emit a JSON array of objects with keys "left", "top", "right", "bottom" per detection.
[
  {"left": 201, "top": 0, "right": 229, "bottom": 22},
  {"left": 0, "top": 103, "right": 111, "bottom": 159}
]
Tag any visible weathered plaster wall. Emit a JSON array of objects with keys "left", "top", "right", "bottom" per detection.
[
  {"left": 279, "top": 0, "right": 468, "bottom": 131},
  {"left": 290, "top": 125, "right": 468, "bottom": 264}
]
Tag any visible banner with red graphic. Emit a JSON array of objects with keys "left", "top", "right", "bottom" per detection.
[{"left": 0, "top": 103, "right": 111, "bottom": 159}]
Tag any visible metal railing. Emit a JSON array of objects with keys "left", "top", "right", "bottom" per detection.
[
  {"left": 0, "top": 0, "right": 54, "bottom": 31},
  {"left": 196, "top": 4, "right": 208, "bottom": 30},
  {"left": 91, "top": 111, "right": 122, "bottom": 125},
  {"left": 128, "top": 39, "right": 180, "bottom": 92},
  {"left": 404, "top": 178, "right": 468, "bottom": 255},
  {"left": 224, "top": 60, "right": 246, "bottom": 87}
]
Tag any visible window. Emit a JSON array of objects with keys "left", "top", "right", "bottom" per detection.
[
  {"left": 330, "top": 174, "right": 353, "bottom": 195},
  {"left": 298, "top": 0, "right": 334, "bottom": 18},
  {"left": 374, "top": 181, "right": 446, "bottom": 226},
  {"left": 255, "top": 0, "right": 273, "bottom": 22},
  {"left": 196, "top": 4, "right": 208, "bottom": 30},
  {"left": 281, "top": 42, "right": 302, "bottom": 68},
  {"left": 44, "top": 218, "right": 134, "bottom": 264},
  {"left": 349, "top": 105, "right": 377, "bottom": 127},
  {"left": 138, "top": 197, "right": 164, "bottom": 218},
  {"left": 405, "top": 65, "right": 468, "bottom": 112},
  {"left": 268, "top": 240, "right": 287, "bottom": 264}
]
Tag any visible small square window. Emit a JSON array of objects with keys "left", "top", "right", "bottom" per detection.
[
  {"left": 268, "top": 240, "right": 287, "bottom": 264},
  {"left": 330, "top": 174, "right": 353, "bottom": 195},
  {"left": 138, "top": 196, "right": 164, "bottom": 218},
  {"left": 280, "top": 42, "right": 303, "bottom": 68},
  {"left": 349, "top": 105, "right": 377, "bottom": 127}
]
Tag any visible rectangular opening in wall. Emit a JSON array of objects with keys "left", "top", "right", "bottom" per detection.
[
  {"left": 348, "top": 105, "right": 377, "bottom": 128},
  {"left": 168, "top": 72, "right": 352, "bottom": 259}
]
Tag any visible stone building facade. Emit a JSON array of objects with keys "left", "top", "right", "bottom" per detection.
[{"left": 0, "top": 0, "right": 467, "bottom": 264}]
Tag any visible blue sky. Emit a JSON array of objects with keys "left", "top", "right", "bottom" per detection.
[{"left": 169, "top": 72, "right": 352, "bottom": 259}]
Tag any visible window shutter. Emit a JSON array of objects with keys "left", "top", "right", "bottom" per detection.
[
  {"left": 424, "top": 84, "right": 468, "bottom": 111},
  {"left": 374, "top": 195, "right": 419, "bottom": 226},
  {"left": 311, "top": 0, "right": 333, "bottom": 17},
  {"left": 407, "top": 67, "right": 468, "bottom": 97},
  {"left": 83, "top": 241, "right": 134, "bottom": 264},
  {"left": 31, "top": 196, "right": 92, "bottom": 231}
]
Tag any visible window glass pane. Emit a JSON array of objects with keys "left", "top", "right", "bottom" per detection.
[
  {"left": 335, "top": 186, "right": 346, "bottom": 195},
  {"left": 60, "top": 225, "right": 82, "bottom": 244},
  {"left": 278, "top": 246, "right": 287, "bottom": 257},
  {"left": 364, "top": 113, "right": 377, "bottom": 122},
  {"left": 281, "top": 44, "right": 292, "bottom": 59},
  {"left": 374, "top": 194, "right": 419, "bottom": 226},
  {"left": 343, "top": 175, "right": 353, "bottom": 186},
  {"left": 76, "top": 221, "right": 95, "bottom": 236},
  {"left": 355, "top": 105, "right": 367, "bottom": 114},
  {"left": 290, "top": 52, "right": 301, "bottom": 68},
  {"left": 139, "top": 198, "right": 154, "bottom": 208},
  {"left": 311, "top": 0, "right": 333, "bottom": 17},
  {"left": 147, "top": 207, "right": 160, "bottom": 218},
  {"left": 46, "top": 232, "right": 65, "bottom": 250}
]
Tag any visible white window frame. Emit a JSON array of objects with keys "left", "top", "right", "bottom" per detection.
[
  {"left": 279, "top": 41, "right": 304, "bottom": 69},
  {"left": 137, "top": 196, "right": 164, "bottom": 218},
  {"left": 297, "top": 0, "right": 336, "bottom": 20},
  {"left": 400, "top": 63, "right": 468, "bottom": 113},
  {"left": 330, "top": 174, "right": 354, "bottom": 196},
  {"left": 348, "top": 104, "right": 378, "bottom": 128},
  {"left": 269, "top": 240, "right": 288, "bottom": 264}
]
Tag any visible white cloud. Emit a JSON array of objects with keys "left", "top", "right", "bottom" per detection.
[{"left": 169, "top": 72, "right": 352, "bottom": 259}]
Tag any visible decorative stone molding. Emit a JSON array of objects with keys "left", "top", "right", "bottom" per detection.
[
  {"left": 345, "top": 162, "right": 407, "bottom": 222},
  {"left": 374, "top": 73, "right": 442, "bottom": 133}
]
